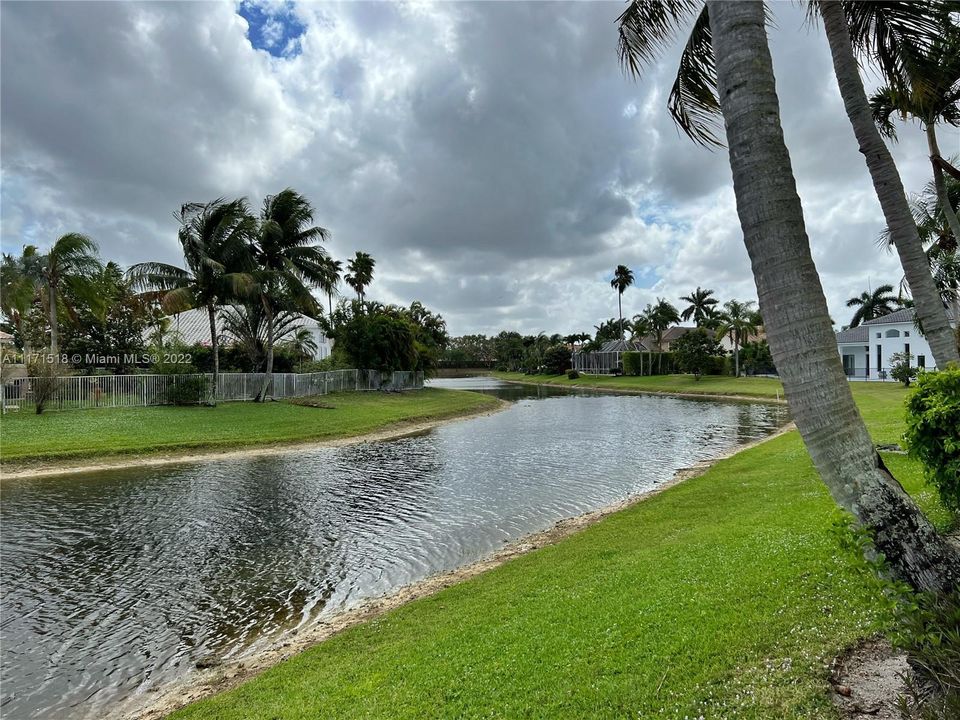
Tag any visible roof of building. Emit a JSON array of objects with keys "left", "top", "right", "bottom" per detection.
[
  {"left": 599, "top": 339, "right": 647, "bottom": 353},
  {"left": 147, "top": 307, "right": 325, "bottom": 347},
  {"left": 836, "top": 325, "right": 869, "bottom": 343},
  {"left": 861, "top": 307, "right": 956, "bottom": 326}
]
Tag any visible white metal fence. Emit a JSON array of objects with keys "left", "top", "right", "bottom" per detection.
[{"left": 0, "top": 370, "right": 425, "bottom": 413}]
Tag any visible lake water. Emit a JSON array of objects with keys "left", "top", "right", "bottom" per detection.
[{"left": 0, "top": 378, "right": 786, "bottom": 719}]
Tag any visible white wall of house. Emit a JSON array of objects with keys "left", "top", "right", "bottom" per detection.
[{"left": 837, "top": 311, "right": 945, "bottom": 380}]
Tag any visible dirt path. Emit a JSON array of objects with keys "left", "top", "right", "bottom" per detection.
[
  {"left": 0, "top": 400, "right": 511, "bottom": 481},
  {"left": 114, "top": 420, "right": 797, "bottom": 720}
]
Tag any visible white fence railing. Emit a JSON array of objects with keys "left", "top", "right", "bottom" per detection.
[{"left": 0, "top": 370, "right": 425, "bottom": 413}]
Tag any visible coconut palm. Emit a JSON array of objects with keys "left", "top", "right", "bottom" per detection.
[
  {"left": 646, "top": 298, "right": 680, "bottom": 374},
  {"left": 610, "top": 265, "right": 635, "bottom": 340},
  {"left": 868, "top": 8, "right": 960, "bottom": 244},
  {"left": 618, "top": 0, "right": 959, "bottom": 590},
  {"left": 345, "top": 251, "right": 375, "bottom": 302},
  {"left": 845, "top": 284, "right": 900, "bottom": 327},
  {"left": 816, "top": 0, "right": 959, "bottom": 368},
  {"left": 629, "top": 312, "right": 652, "bottom": 376},
  {"left": 319, "top": 257, "right": 343, "bottom": 316},
  {"left": 252, "top": 188, "right": 331, "bottom": 402},
  {"left": 33, "top": 234, "right": 103, "bottom": 357},
  {"left": 715, "top": 299, "right": 758, "bottom": 377},
  {"left": 679, "top": 286, "right": 718, "bottom": 326},
  {"left": 128, "top": 199, "right": 255, "bottom": 403},
  {"left": 1, "top": 246, "right": 44, "bottom": 350}
]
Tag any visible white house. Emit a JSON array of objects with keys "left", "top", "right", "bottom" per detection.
[
  {"left": 836, "top": 308, "right": 955, "bottom": 380},
  {"left": 148, "top": 307, "right": 333, "bottom": 360}
]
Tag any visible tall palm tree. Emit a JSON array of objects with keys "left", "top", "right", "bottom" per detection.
[
  {"left": 679, "top": 286, "right": 719, "bottom": 325},
  {"left": 36, "top": 234, "right": 102, "bottom": 357},
  {"left": 845, "top": 284, "right": 900, "bottom": 327},
  {"left": 128, "top": 199, "right": 255, "bottom": 402},
  {"left": 630, "top": 312, "right": 652, "bottom": 376},
  {"left": 715, "top": 299, "right": 758, "bottom": 377},
  {"left": 610, "top": 265, "right": 634, "bottom": 340},
  {"left": 345, "top": 251, "right": 375, "bottom": 302},
  {"left": 253, "top": 188, "right": 331, "bottom": 402},
  {"left": 618, "top": 0, "right": 959, "bottom": 590},
  {"left": 319, "top": 257, "right": 343, "bottom": 316},
  {"left": 816, "top": 0, "right": 959, "bottom": 369},
  {"left": 647, "top": 298, "right": 681, "bottom": 374},
  {"left": 869, "top": 8, "right": 960, "bottom": 244},
  {"left": 1, "top": 246, "right": 43, "bottom": 351}
]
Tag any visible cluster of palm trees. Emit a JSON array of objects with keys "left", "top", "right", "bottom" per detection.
[
  {"left": 128, "top": 189, "right": 376, "bottom": 403},
  {"left": 617, "top": 0, "right": 960, "bottom": 589}
]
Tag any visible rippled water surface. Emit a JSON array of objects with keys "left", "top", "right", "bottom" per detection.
[{"left": 0, "top": 379, "right": 786, "bottom": 719}]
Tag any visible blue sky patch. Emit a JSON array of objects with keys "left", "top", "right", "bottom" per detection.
[{"left": 237, "top": 1, "right": 306, "bottom": 58}]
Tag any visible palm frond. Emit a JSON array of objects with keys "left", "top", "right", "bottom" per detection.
[
  {"left": 667, "top": 6, "right": 723, "bottom": 147},
  {"left": 617, "top": 0, "right": 702, "bottom": 78}
]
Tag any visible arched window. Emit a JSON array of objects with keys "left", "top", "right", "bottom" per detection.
[{"left": 885, "top": 329, "right": 900, "bottom": 338}]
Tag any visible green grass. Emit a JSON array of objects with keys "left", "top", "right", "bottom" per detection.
[
  {"left": 0, "top": 389, "right": 499, "bottom": 464},
  {"left": 494, "top": 370, "right": 786, "bottom": 399},
  {"left": 169, "top": 383, "right": 942, "bottom": 720}
]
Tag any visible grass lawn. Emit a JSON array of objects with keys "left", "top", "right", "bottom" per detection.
[
  {"left": 0, "top": 388, "right": 500, "bottom": 464},
  {"left": 494, "top": 370, "right": 786, "bottom": 399},
  {"left": 169, "top": 383, "right": 945, "bottom": 720}
]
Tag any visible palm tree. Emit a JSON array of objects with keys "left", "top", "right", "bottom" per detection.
[
  {"left": 816, "top": 0, "right": 959, "bottom": 369},
  {"left": 647, "top": 298, "right": 680, "bottom": 374},
  {"left": 319, "top": 257, "right": 343, "bottom": 316},
  {"left": 129, "top": 199, "right": 254, "bottom": 403},
  {"left": 715, "top": 299, "right": 758, "bottom": 377},
  {"left": 287, "top": 327, "right": 319, "bottom": 372},
  {"left": 629, "top": 312, "right": 651, "bottom": 376},
  {"left": 36, "top": 234, "right": 103, "bottom": 357},
  {"left": 679, "top": 286, "right": 719, "bottom": 326},
  {"left": 618, "top": 0, "right": 959, "bottom": 590},
  {"left": 869, "top": 9, "right": 960, "bottom": 245},
  {"left": 1, "top": 246, "right": 43, "bottom": 351},
  {"left": 610, "top": 265, "right": 634, "bottom": 340},
  {"left": 253, "top": 188, "right": 331, "bottom": 402},
  {"left": 345, "top": 251, "right": 375, "bottom": 302},
  {"left": 845, "top": 284, "right": 900, "bottom": 327}
]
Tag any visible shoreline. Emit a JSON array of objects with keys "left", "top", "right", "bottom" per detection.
[
  {"left": 116, "top": 419, "right": 797, "bottom": 720},
  {"left": 0, "top": 400, "right": 511, "bottom": 480},
  {"left": 496, "top": 376, "right": 788, "bottom": 405}
]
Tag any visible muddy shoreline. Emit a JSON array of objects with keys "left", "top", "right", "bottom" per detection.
[{"left": 114, "top": 420, "right": 797, "bottom": 720}]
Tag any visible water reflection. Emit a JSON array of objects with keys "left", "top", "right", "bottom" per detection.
[{"left": 1, "top": 378, "right": 785, "bottom": 719}]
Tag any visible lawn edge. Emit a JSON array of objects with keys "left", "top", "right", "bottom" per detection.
[
  {"left": 120, "top": 420, "right": 798, "bottom": 720},
  {"left": 0, "top": 397, "right": 509, "bottom": 481}
]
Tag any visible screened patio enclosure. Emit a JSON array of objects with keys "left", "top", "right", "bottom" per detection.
[{"left": 571, "top": 339, "right": 647, "bottom": 375}]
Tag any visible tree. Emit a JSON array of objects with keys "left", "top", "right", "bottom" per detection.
[
  {"left": 319, "top": 257, "right": 343, "bottom": 316},
  {"left": 715, "top": 299, "right": 758, "bottom": 378},
  {"left": 816, "top": 0, "right": 959, "bottom": 369},
  {"left": 610, "top": 265, "right": 634, "bottom": 340},
  {"left": 846, "top": 283, "right": 900, "bottom": 327},
  {"left": 1, "top": 246, "right": 43, "bottom": 351},
  {"left": 672, "top": 327, "right": 724, "bottom": 380},
  {"left": 129, "top": 198, "right": 254, "bottom": 403},
  {"left": 345, "top": 251, "right": 375, "bottom": 302},
  {"left": 618, "top": 0, "right": 960, "bottom": 590},
  {"left": 868, "top": 7, "right": 960, "bottom": 244},
  {"left": 285, "top": 327, "right": 318, "bottom": 373},
  {"left": 647, "top": 299, "right": 681, "bottom": 374},
  {"left": 221, "top": 303, "right": 302, "bottom": 373},
  {"left": 629, "top": 312, "right": 652, "bottom": 376},
  {"left": 679, "top": 286, "right": 719, "bottom": 326},
  {"left": 37, "top": 233, "right": 103, "bottom": 357},
  {"left": 252, "top": 189, "right": 331, "bottom": 401}
]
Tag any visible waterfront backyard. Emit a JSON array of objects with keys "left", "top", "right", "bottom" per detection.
[{"left": 0, "top": 379, "right": 944, "bottom": 719}]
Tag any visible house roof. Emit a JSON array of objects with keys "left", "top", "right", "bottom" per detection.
[
  {"left": 861, "top": 307, "right": 956, "bottom": 326},
  {"left": 836, "top": 325, "right": 869, "bottom": 343},
  {"left": 599, "top": 339, "right": 647, "bottom": 353}
]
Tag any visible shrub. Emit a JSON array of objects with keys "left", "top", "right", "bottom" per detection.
[
  {"left": 542, "top": 345, "right": 571, "bottom": 375},
  {"left": 904, "top": 367, "right": 960, "bottom": 514},
  {"left": 27, "top": 359, "right": 61, "bottom": 415},
  {"left": 890, "top": 351, "right": 918, "bottom": 387},
  {"left": 165, "top": 375, "right": 209, "bottom": 406},
  {"left": 567, "top": 369, "right": 580, "bottom": 380},
  {"left": 672, "top": 329, "right": 725, "bottom": 380}
]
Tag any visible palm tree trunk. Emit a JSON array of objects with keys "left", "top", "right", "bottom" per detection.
[
  {"left": 328, "top": 291, "right": 333, "bottom": 317},
  {"left": 926, "top": 123, "right": 960, "bottom": 246},
  {"left": 618, "top": 294, "right": 624, "bottom": 341},
  {"left": 207, "top": 304, "right": 219, "bottom": 406},
  {"left": 820, "top": 1, "right": 959, "bottom": 369},
  {"left": 734, "top": 340, "right": 739, "bottom": 378},
  {"left": 256, "top": 310, "right": 275, "bottom": 402},
  {"left": 48, "top": 283, "right": 59, "bottom": 357},
  {"left": 708, "top": 0, "right": 960, "bottom": 592}
]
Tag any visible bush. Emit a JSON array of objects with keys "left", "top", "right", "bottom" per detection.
[
  {"left": 165, "top": 375, "right": 209, "bottom": 406},
  {"left": 567, "top": 369, "right": 580, "bottom": 379},
  {"left": 904, "top": 367, "right": 960, "bottom": 514},
  {"left": 27, "top": 359, "right": 61, "bottom": 415},
  {"left": 542, "top": 345, "right": 571, "bottom": 375},
  {"left": 890, "top": 351, "right": 918, "bottom": 387}
]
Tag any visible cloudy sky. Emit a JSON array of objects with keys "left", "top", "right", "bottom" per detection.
[{"left": 2, "top": 1, "right": 955, "bottom": 337}]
